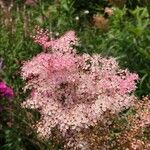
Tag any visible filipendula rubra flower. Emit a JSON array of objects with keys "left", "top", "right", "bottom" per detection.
[{"left": 21, "top": 28, "right": 139, "bottom": 139}]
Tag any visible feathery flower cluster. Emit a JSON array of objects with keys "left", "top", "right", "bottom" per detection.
[
  {"left": 21, "top": 28, "right": 139, "bottom": 139},
  {"left": 65, "top": 97, "right": 150, "bottom": 150},
  {"left": 115, "top": 96, "right": 150, "bottom": 150},
  {"left": 32, "top": 26, "right": 78, "bottom": 52}
]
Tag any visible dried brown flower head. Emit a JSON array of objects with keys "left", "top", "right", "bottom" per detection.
[{"left": 93, "top": 15, "right": 109, "bottom": 31}]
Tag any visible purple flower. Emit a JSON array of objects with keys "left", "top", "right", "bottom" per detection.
[{"left": 0, "top": 81, "right": 14, "bottom": 99}]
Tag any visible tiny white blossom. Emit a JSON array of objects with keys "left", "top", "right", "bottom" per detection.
[
  {"left": 84, "top": 10, "right": 89, "bottom": 14},
  {"left": 55, "top": 32, "right": 60, "bottom": 36},
  {"left": 75, "top": 16, "right": 79, "bottom": 20}
]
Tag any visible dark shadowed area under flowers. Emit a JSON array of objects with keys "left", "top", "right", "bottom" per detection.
[{"left": 0, "top": 0, "right": 150, "bottom": 150}]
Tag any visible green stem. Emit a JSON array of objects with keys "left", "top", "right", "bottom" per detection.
[{"left": 145, "top": 0, "right": 150, "bottom": 18}]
